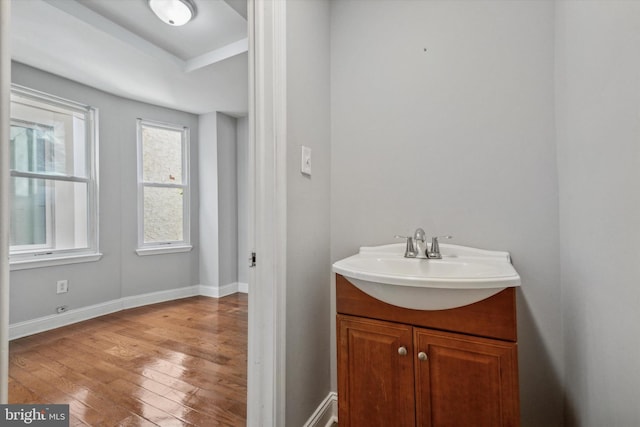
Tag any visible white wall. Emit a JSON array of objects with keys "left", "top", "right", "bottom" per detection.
[
  {"left": 556, "top": 2, "right": 640, "bottom": 425},
  {"left": 330, "top": 1, "right": 562, "bottom": 425},
  {"left": 10, "top": 62, "right": 200, "bottom": 322},
  {"left": 286, "top": 0, "right": 332, "bottom": 425}
]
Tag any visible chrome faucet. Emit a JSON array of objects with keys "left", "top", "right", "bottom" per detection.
[
  {"left": 396, "top": 231, "right": 452, "bottom": 259},
  {"left": 396, "top": 228, "right": 428, "bottom": 258},
  {"left": 413, "top": 228, "right": 428, "bottom": 259}
]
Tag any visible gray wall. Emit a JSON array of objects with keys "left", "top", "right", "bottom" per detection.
[
  {"left": 236, "top": 116, "right": 249, "bottom": 285},
  {"left": 198, "top": 112, "right": 247, "bottom": 292},
  {"left": 10, "top": 62, "right": 199, "bottom": 323},
  {"left": 198, "top": 113, "right": 219, "bottom": 290},
  {"left": 216, "top": 112, "right": 239, "bottom": 287},
  {"left": 330, "top": 1, "right": 562, "bottom": 426},
  {"left": 557, "top": 2, "right": 640, "bottom": 425},
  {"left": 286, "top": 0, "right": 332, "bottom": 425}
]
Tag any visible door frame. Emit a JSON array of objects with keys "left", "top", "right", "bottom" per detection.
[
  {"left": 0, "top": 0, "right": 11, "bottom": 404},
  {"left": 247, "top": 0, "right": 287, "bottom": 425}
]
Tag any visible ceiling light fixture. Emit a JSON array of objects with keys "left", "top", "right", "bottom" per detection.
[{"left": 148, "top": 0, "right": 197, "bottom": 26}]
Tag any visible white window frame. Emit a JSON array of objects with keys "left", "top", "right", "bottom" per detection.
[
  {"left": 9, "top": 84, "right": 101, "bottom": 270},
  {"left": 136, "top": 119, "right": 191, "bottom": 256}
]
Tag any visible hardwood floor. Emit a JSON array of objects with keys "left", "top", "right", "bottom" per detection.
[{"left": 8, "top": 294, "right": 247, "bottom": 426}]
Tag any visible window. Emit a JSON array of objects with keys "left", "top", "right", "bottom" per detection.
[
  {"left": 136, "top": 119, "right": 191, "bottom": 255},
  {"left": 9, "top": 85, "right": 100, "bottom": 269}
]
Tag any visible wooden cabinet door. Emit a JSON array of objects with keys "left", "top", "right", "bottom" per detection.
[
  {"left": 414, "top": 328, "right": 520, "bottom": 427},
  {"left": 338, "top": 315, "right": 416, "bottom": 427}
]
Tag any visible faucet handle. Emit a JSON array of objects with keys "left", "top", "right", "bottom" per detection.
[
  {"left": 428, "top": 235, "right": 452, "bottom": 259},
  {"left": 395, "top": 235, "right": 417, "bottom": 258}
]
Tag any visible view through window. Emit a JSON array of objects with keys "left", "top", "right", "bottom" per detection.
[
  {"left": 137, "top": 119, "right": 190, "bottom": 253},
  {"left": 9, "top": 85, "right": 98, "bottom": 266}
]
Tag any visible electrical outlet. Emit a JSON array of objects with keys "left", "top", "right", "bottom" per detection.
[{"left": 56, "top": 280, "right": 68, "bottom": 294}]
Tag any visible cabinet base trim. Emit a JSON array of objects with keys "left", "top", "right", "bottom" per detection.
[{"left": 303, "top": 391, "right": 338, "bottom": 427}]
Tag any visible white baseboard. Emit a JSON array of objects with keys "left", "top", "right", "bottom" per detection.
[
  {"left": 238, "top": 282, "right": 248, "bottom": 293},
  {"left": 303, "top": 392, "right": 338, "bottom": 427},
  {"left": 199, "top": 282, "right": 249, "bottom": 297},
  {"left": 9, "top": 299, "right": 125, "bottom": 341},
  {"left": 9, "top": 284, "right": 246, "bottom": 340},
  {"left": 121, "top": 285, "right": 200, "bottom": 310},
  {"left": 198, "top": 284, "right": 223, "bottom": 298},
  {"left": 218, "top": 282, "right": 240, "bottom": 297}
]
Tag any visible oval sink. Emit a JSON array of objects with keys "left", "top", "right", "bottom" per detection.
[{"left": 332, "top": 243, "right": 521, "bottom": 310}]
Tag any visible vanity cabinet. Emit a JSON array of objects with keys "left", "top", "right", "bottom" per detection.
[
  {"left": 336, "top": 274, "right": 520, "bottom": 427},
  {"left": 338, "top": 316, "right": 416, "bottom": 426}
]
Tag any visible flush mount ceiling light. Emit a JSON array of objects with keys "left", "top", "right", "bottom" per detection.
[{"left": 148, "top": 0, "right": 197, "bottom": 26}]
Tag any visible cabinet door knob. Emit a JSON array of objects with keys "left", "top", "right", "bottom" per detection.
[
  {"left": 418, "top": 351, "right": 428, "bottom": 361},
  {"left": 398, "top": 346, "right": 408, "bottom": 356}
]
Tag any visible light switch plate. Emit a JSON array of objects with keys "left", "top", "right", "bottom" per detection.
[{"left": 301, "top": 146, "right": 312, "bottom": 176}]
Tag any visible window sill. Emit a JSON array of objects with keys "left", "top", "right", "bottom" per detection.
[
  {"left": 136, "top": 245, "right": 193, "bottom": 256},
  {"left": 10, "top": 253, "right": 103, "bottom": 271}
]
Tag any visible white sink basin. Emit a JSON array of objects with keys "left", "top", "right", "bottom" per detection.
[{"left": 333, "top": 243, "right": 520, "bottom": 310}]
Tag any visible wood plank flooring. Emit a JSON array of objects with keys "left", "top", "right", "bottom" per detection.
[{"left": 8, "top": 294, "right": 247, "bottom": 426}]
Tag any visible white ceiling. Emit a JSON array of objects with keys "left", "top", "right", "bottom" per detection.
[
  {"left": 11, "top": 0, "right": 248, "bottom": 115},
  {"left": 80, "top": 0, "right": 247, "bottom": 60}
]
